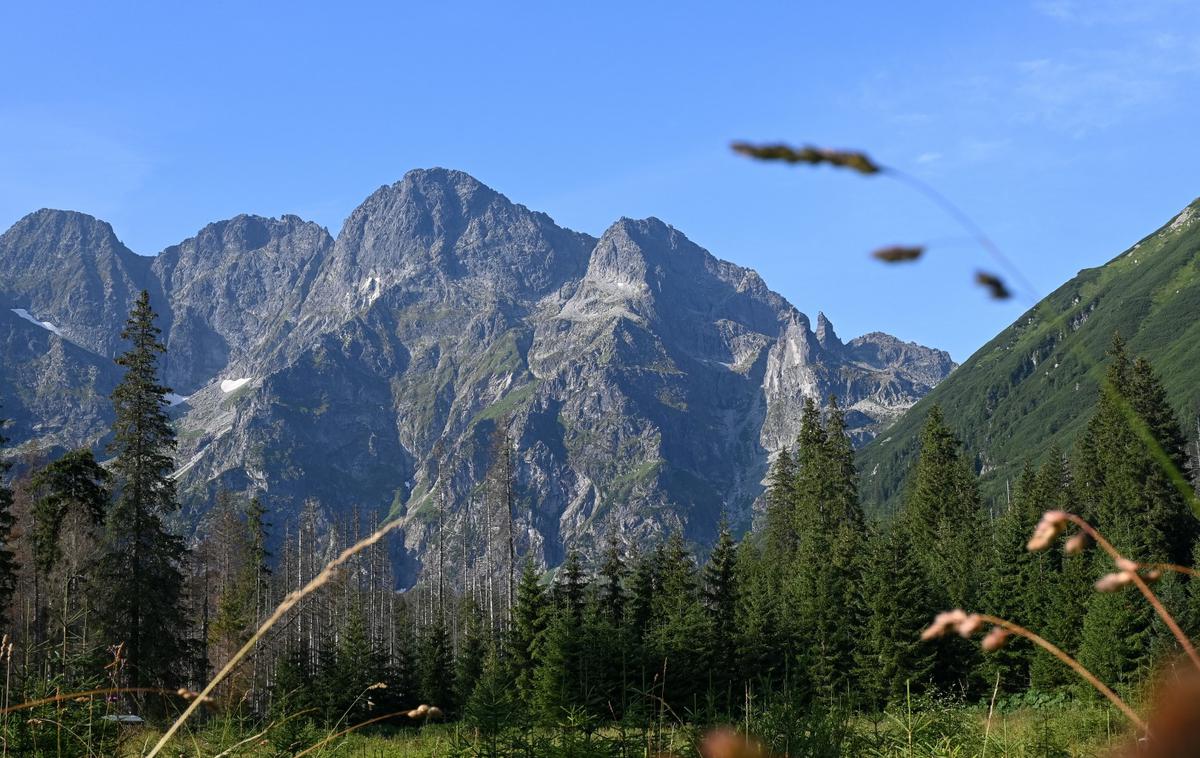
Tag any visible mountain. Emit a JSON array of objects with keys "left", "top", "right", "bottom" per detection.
[
  {"left": 0, "top": 169, "right": 953, "bottom": 579},
  {"left": 859, "top": 198, "right": 1200, "bottom": 516}
]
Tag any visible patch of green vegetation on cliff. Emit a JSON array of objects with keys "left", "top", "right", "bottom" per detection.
[{"left": 858, "top": 200, "right": 1200, "bottom": 516}]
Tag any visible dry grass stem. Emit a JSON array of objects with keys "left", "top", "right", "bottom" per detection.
[
  {"left": 923, "top": 610, "right": 1146, "bottom": 731},
  {"left": 1032, "top": 511, "right": 1200, "bottom": 673},
  {"left": 291, "top": 706, "right": 441, "bottom": 758},
  {"left": 144, "top": 517, "right": 405, "bottom": 758},
  {"left": 1, "top": 687, "right": 183, "bottom": 715}
]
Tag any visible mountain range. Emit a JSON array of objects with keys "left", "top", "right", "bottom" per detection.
[{"left": 0, "top": 168, "right": 954, "bottom": 579}]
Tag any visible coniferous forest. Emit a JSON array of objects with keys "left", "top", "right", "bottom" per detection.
[{"left": 1, "top": 291, "right": 1198, "bottom": 756}]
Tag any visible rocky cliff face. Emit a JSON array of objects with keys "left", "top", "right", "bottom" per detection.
[{"left": 0, "top": 169, "right": 954, "bottom": 579}]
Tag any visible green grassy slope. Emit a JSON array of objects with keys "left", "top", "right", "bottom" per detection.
[{"left": 858, "top": 198, "right": 1200, "bottom": 517}]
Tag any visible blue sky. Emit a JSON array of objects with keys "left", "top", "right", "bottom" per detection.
[{"left": 2, "top": 1, "right": 1198, "bottom": 361}]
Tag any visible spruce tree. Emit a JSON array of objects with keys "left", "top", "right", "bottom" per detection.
[
  {"left": 823, "top": 396, "right": 864, "bottom": 530},
  {"left": 899, "top": 405, "right": 985, "bottom": 692},
  {"left": 901, "top": 405, "right": 985, "bottom": 609},
  {"left": 980, "top": 462, "right": 1038, "bottom": 691},
  {"left": 787, "top": 396, "right": 864, "bottom": 705},
  {"left": 1027, "top": 449, "right": 1088, "bottom": 691},
  {"left": 96, "top": 291, "right": 190, "bottom": 688},
  {"left": 29, "top": 449, "right": 110, "bottom": 653},
  {"left": 598, "top": 531, "right": 626, "bottom": 626},
  {"left": 453, "top": 609, "right": 488, "bottom": 715},
  {"left": 648, "top": 533, "right": 707, "bottom": 709},
  {"left": 793, "top": 397, "right": 828, "bottom": 536},
  {"left": 417, "top": 618, "right": 453, "bottom": 708},
  {"left": 854, "top": 524, "right": 938, "bottom": 710},
  {"left": 734, "top": 541, "right": 785, "bottom": 687},
  {"left": 764, "top": 447, "right": 797, "bottom": 561},
  {"left": 532, "top": 602, "right": 584, "bottom": 722},
  {"left": 29, "top": 449, "right": 110, "bottom": 577},
  {"left": 1075, "top": 337, "right": 1198, "bottom": 687},
  {"left": 702, "top": 519, "right": 739, "bottom": 711},
  {"left": 533, "top": 550, "right": 590, "bottom": 720},
  {"left": 466, "top": 650, "right": 518, "bottom": 755},
  {"left": 269, "top": 643, "right": 317, "bottom": 753},
  {"left": 330, "top": 605, "right": 383, "bottom": 724},
  {"left": 625, "top": 546, "right": 658, "bottom": 688},
  {"left": 507, "top": 561, "right": 547, "bottom": 704}
]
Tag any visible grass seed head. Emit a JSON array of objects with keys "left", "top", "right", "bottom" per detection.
[
  {"left": 957, "top": 614, "right": 984, "bottom": 638},
  {"left": 921, "top": 609, "right": 968, "bottom": 641},
  {"left": 730, "top": 142, "right": 881, "bottom": 174},
  {"left": 872, "top": 245, "right": 925, "bottom": 263},
  {"left": 1096, "top": 571, "right": 1136, "bottom": 593},
  {"left": 1028, "top": 511, "right": 1069, "bottom": 551},
  {"left": 1064, "top": 532, "right": 1091, "bottom": 555},
  {"left": 981, "top": 627, "right": 1011, "bottom": 652}
]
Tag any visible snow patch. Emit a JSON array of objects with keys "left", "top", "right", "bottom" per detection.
[
  {"left": 220, "top": 378, "right": 251, "bottom": 393},
  {"left": 165, "top": 393, "right": 189, "bottom": 407},
  {"left": 11, "top": 308, "right": 63, "bottom": 337}
]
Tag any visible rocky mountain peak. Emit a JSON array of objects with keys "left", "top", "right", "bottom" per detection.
[
  {"left": 0, "top": 208, "right": 151, "bottom": 357},
  {"left": 815, "top": 311, "right": 841, "bottom": 350},
  {"left": 1, "top": 208, "right": 131, "bottom": 266},
  {"left": 0, "top": 168, "right": 955, "bottom": 578}
]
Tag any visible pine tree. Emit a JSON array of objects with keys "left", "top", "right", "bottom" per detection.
[
  {"left": 854, "top": 524, "right": 938, "bottom": 710},
  {"left": 1075, "top": 337, "right": 1198, "bottom": 687},
  {"left": 901, "top": 405, "right": 985, "bottom": 609},
  {"left": 702, "top": 519, "right": 739, "bottom": 712},
  {"left": 95, "top": 291, "right": 190, "bottom": 688},
  {"left": 1026, "top": 449, "right": 1088, "bottom": 691},
  {"left": 598, "top": 531, "right": 626, "bottom": 626},
  {"left": 764, "top": 447, "right": 797, "bottom": 561},
  {"left": 735, "top": 541, "right": 786, "bottom": 687},
  {"left": 980, "top": 462, "right": 1038, "bottom": 691},
  {"left": 648, "top": 533, "right": 707, "bottom": 709},
  {"left": 417, "top": 618, "right": 453, "bottom": 708},
  {"left": 0, "top": 411, "right": 17, "bottom": 628},
  {"left": 454, "top": 607, "right": 488, "bottom": 716},
  {"left": 28, "top": 449, "right": 110, "bottom": 655},
  {"left": 29, "top": 450, "right": 110, "bottom": 577},
  {"left": 507, "top": 561, "right": 547, "bottom": 704}
]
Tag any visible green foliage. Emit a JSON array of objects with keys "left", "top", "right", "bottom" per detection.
[
  {"left": 418, "top": 619, "right": 453, "bottom": 710},
  {"left": 29, "top": 448, "right": 110, "bottom": 576},
  {"left": 860, "top": 200, "right": 1200, "bottom": 518},
  {"left": 854, "top": 525, "right": 938, "bottom": 710},
  {"left": 507, "top": 560, "right": 547, "bottom": 704}
]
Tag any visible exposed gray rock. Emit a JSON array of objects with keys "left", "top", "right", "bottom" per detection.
[{"left": 0, "top": 169, "right": 955, "bottom": 581}]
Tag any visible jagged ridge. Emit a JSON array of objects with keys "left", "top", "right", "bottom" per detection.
[{"left": 0, "top": 168, "right": 954, "bottom": 578}]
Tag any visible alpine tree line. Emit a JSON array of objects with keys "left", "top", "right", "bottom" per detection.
[{"left": 0, "top": 292, "right": 1198, "bottom": 749}]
